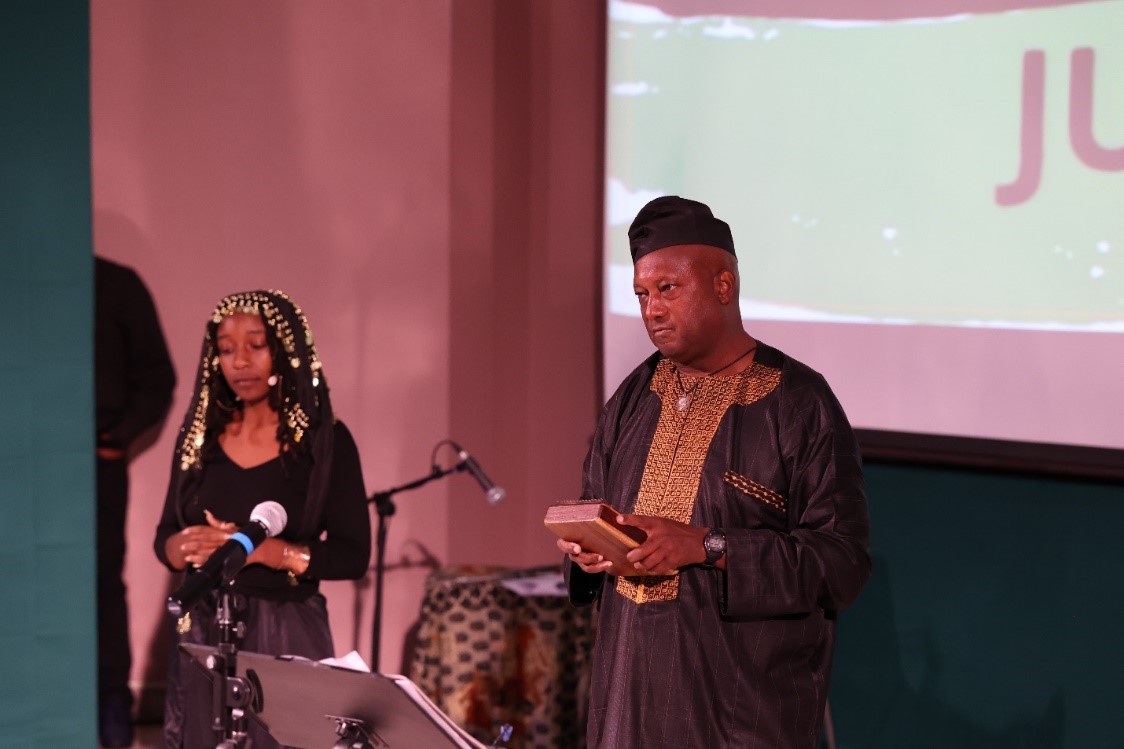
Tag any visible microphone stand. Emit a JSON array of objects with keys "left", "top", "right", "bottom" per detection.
[
  {"left": 368, "top": 461, "right": 466, "bottom": 673},
  {"left": 204, "top": 586, "right": 255, "bottom": 748},
  {"left": 167, "top": 569, "right": 255, "bottom": 747},
  {"left": 213, "top": 588, "right": 248, "bottom": 747}
]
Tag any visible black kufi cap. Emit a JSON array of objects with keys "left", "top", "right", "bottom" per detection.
[{"left": 628, "top": 195, "right": 735, "bottom": 262}]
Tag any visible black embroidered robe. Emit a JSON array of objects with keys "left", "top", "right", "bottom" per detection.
[{"left": 567, "top": 342, "right": 871, "bottom": 749}]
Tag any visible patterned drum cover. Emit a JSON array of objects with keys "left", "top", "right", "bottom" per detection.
[{"left": 411, "top": 566, "right": 594, "bottom": 749}]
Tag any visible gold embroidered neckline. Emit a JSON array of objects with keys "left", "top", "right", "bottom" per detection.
[{"left": 671, "top": 343, "right": 757, "bottom": 412}]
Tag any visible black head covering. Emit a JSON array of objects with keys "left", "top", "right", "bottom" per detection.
[
  {"left": 628, "top": 195, "right": 736, "bottom": 262},
  {"left": 170, "top": 289, "right": 335, "bottom": 537}
]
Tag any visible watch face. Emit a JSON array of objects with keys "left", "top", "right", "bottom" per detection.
[{"left": 704, "top": 530, "right": 726, "bottom": 563}]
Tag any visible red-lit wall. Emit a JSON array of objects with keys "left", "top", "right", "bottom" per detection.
[{"left": 91, "top": 0, "right": 604, "bottom": 702}]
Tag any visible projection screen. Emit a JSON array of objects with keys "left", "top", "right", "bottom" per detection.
[{"left": 603, "top": 0, "right": 1124, "bottom": 477}]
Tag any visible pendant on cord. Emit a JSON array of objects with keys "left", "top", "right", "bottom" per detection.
[{"left": 671, "top": 344, "right": 757, "bottom": 415}]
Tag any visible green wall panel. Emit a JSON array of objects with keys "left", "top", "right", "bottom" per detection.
[
  {"left": 0, "top": 1, "right": 95, "bottom": 745},
  {"left": 832, "top": 460, "right": 1123, "bottom": 748}
]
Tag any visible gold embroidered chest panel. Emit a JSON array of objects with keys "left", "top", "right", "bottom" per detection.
[{"left": 616, "top": 357, "right": 781, "bottom": 604}]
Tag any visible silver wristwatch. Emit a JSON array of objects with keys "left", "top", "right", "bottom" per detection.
[{"left": 701, "top": 528, "right": 726, "bottom": 568}]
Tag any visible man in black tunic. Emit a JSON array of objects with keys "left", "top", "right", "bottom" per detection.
[{"left": 560, "top": 196, "right": 871, "bottom": 749}]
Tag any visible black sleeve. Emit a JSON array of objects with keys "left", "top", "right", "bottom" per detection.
[
  {"left": 565, "top": 393, "right": 617, "bottom": 607},
  {"left": 303, "top": 421, "right": 372, "bottom": 581},
  {"left": 153, "top": 457, "right": 184, "bottom": 571}
]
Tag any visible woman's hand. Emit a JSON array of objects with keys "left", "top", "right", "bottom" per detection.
[{"left": 163, "top": 510, "right": 236, "bottom": 570}]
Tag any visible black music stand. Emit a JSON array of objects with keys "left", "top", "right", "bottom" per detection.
[{"left": 182, "top": 644, "right": 492, "bottom": 749}]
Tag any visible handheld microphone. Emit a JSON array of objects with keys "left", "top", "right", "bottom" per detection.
[
  {"left": 166, "top": 501, "right": 287, "bottom": 619},
  {"left": 454, "top": 443, "right": 506, "bottom": 505}
]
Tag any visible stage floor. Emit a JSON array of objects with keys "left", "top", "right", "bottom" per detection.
[{"left": 100, "top": 722, "right": 160, "bottom": 749}]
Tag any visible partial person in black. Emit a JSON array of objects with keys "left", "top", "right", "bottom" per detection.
[{"left": 95, "top": 256, "right": 176, "bottom": 748}]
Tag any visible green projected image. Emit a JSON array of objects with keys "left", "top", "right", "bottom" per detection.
[{"left": 605, "top": 2, "right": 1124, "bottom": 330}]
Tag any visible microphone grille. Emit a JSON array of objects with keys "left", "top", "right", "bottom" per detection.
[{"left": 249, "top": 501, "right": 288, "bottom": 537}]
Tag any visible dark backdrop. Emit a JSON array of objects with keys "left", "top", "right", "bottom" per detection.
[{"left": 832, "top": 460, "right": 1122, "bottom": 748}]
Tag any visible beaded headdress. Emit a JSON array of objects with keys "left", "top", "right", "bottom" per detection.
[{"left": 170, "top": 289, "right": 336, "bottom": 536}]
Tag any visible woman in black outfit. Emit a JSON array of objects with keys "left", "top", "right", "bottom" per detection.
[{"left": 154, "top": 289, "right": 371, "bottom": 748}]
